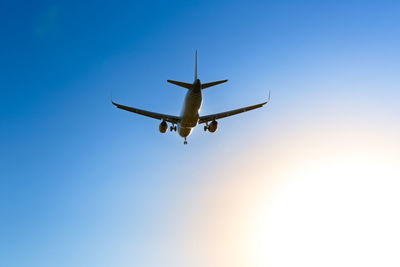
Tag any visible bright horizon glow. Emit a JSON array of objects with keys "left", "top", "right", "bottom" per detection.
[
  {"left": 189, "top": 126, "right": 400, "bottom": 267},
  {"left": 248, "top": 154, "right": 400, "bottom": 267}
]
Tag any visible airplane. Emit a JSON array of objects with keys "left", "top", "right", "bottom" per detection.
[{"left": 111, "top": 51, "right": 270, "bottom": 144}]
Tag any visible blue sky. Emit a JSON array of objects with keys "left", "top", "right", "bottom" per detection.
[{"left": 1, "top": 1, "right": 400, "bottom": 266}]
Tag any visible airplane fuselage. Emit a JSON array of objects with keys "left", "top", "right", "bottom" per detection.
[{"left": 178, "top": 79, "right": 202, "bottom": 138}]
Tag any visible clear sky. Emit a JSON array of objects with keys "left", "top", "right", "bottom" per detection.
[{"left": 1, "top": 0, "right": 400, "bottom": 266}]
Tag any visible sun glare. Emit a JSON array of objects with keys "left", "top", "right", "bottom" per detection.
[{"left": 247, "top": 154, "right": 400, "bottom": 267}]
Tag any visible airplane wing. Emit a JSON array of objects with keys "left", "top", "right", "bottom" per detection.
[
  {"left": 112, "top": 100, "right": 181, "bottom": 124},
  {"left": 198, "top": 95, "right": 270, "bottom": 124}
]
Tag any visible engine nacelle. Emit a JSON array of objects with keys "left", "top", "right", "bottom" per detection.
[
  {"left": 159, "top": 120, "right": 168, "bottom": 133},
  {"left": 208, "top": 120, "right": 218, "bottom": 133}
]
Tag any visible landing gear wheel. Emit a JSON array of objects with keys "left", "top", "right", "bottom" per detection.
[
  {"left": 204, "top": 126, "right": 207, "bottom": 132},
  {"left": 184, "top": 138, "right": 187, "bottom": 145},
  {"left": 170, "top": 125, "right": 177, "bottom": 132}
]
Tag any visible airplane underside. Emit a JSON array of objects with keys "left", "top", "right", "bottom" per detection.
[
  {"left": 178, "top": 126, "right": 192, "bottom": 138},
  {"left": 111, "top": 50, "right": 270, "bottom": 145}
]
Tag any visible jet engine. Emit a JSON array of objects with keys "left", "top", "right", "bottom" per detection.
[
  {"left": 208, "top": 120, "right": 218, "bottom": 133},
  {"left": 159, "top": 120, "right": 168, "bottom": 133}
]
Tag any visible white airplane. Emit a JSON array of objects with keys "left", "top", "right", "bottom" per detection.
[{"left": 112, "top": 51, "right": 270, "bottom": 144}]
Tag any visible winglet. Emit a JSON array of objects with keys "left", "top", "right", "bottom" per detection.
[
  {"left": 261, "top": 91, "right": 271, "bottom": 106},
  {"left": 111, "top": 92, "right": 117, "bottom": 106}
]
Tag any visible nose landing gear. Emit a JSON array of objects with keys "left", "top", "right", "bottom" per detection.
[{"left": 184, "top": 137, "right": 188, "bottom": 145}]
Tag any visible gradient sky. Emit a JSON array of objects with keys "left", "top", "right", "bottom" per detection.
[{"left": 1, "top": 1, "right": 400, "bottom": 266}]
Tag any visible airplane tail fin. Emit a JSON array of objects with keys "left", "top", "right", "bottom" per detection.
[
  {"left": 195, "top": 50, "right": 197, "bottom": 80},
  {"left": 167, "top": 50, "right": 198, "bottom": 89},
  {"left": 202, "top": 79, "right": 228, "bottom": 89}
]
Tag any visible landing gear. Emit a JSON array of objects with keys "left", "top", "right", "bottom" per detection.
[
  {"left": 170, "top": 125, "right": 177, "bottom": 132},
  {"left": 184, "top": 137, "right": 187, "bottom": 145},
  {"left": 204, "top": 122, "right": 209, "bottom": 132}
]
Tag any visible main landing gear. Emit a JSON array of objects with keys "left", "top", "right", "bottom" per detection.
[
  {"left": 170, "top": 124, "right": 177, "bottom": 132},
  {"left": 184, "top": 137, "right": 188, "bottom": 145},
  {"left": 204, "top": 122, "right": 209, "bottom": 132}
]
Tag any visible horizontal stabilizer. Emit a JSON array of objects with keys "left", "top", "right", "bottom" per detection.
[
  {"left": 202, "top": 79, "right": 228, "bottom": 89},
  {"left": 167, "top": 80, "right": 192, "bottom": 89}
]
